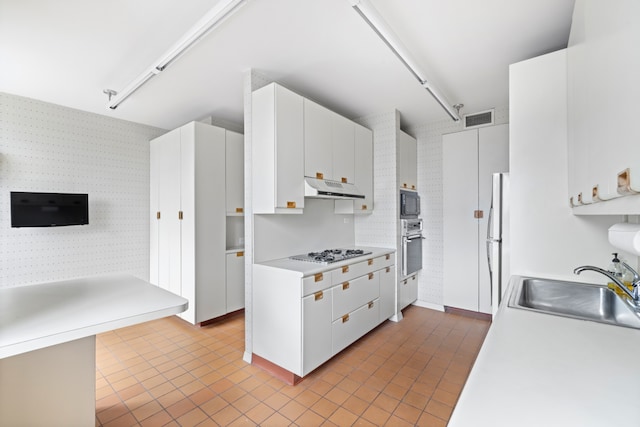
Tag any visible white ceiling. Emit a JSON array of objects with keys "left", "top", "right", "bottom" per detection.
[{"left": 0, "top": 0, "right": 575, "bottom": 131}]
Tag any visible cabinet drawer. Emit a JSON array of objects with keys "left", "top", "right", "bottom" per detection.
[
  {"left": 331, "top": 258, "right": 371, "bottom": 283},
  {"left": 332, "top": 299, "right": 379, "bottom": 355},
  {"left": 374, "top": 253, "right": 394, "bottom": 269},
  {"left": 332, "top": 272, "right": 379, "bottom": 321},
  {"left": 302, "top": 269, "right": 335, "bottom": 296}
]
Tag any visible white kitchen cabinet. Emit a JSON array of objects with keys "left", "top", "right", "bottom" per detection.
[
  {"left": 225, "top": 131, "right": 244, "bottom": 215},
  {"left": 302, "top": 288, "right": 333, "bottom": 375},
  {"left": 567, "top": 0, "right": 640, "bottom": 213},
  {"left": 398, "top": 130, "right": 417, "bottom": 190},
  {"left": 335, "top": 124, "right": 374, "bottom": 214},
  {"left": 252, "top": 83, "right": 304, "bottom": 214},
  {"left": 303, "top": 99, "right": 333, "bottom": 181},
  {"left": 443, "top": 124, "right": 509, "bottom": 314},
  {"left": 331, "top": 112, "right": 355, "bottom": 184},
  {"left": 252, "top": 250, "right": 395, "bottom": 380},
  {"left": 226, "top": 251, "right": 245, "bottom": 313},
  {"left": 150, "top": 121, "right": 226, "bottom": 325},
  {"left": 151, "top": 121, "right": 244, "bottom": 325},
  {"left": 398, "top": 273, "right": 417, "bottom": 311},
  {"left": 379, "top": 264, "right": 396, "bottom": 322}
]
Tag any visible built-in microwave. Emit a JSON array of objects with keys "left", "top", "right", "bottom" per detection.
[{"left": 400, "top": 190, "right": 420, "bottom": 218}]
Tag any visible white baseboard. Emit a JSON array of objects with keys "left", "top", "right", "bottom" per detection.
[{"left": 412, "top": 300, "right": 445, "bottom": 312}]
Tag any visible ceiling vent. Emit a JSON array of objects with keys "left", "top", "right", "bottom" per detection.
[{"left": 463, "top": 109, "right": 494, "bottom": 129}]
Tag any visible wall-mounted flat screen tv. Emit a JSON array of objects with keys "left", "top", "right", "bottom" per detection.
[{"left": 11, "top": 192, "right": 89, "bottom": 227}]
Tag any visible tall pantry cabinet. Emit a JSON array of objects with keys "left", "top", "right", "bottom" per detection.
[
  {"left": 442, "top": 124, "right": 508, "bottom": 314},
  {"left": 150, "top": 121, "right": 244, "bottom": 325}
]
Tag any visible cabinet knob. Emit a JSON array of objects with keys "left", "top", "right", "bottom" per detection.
[
  {"left": 314, "top": 273, "right": 323, "bottom": 282},
  {"left": 411, "top": 185, "right": 416, "bottom": 190},
  {"left": 314, "top": 291, "right": 323, "bottom": 301},
  {"left": 403, "top": 183, "right": 408, "bottom": 188}
]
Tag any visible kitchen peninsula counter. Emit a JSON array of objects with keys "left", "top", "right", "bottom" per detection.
[
  {"left": 448, "top": 275, "right": 640, "bottom": 427},
  {"left": 0, "top": 274, "right": 188, "bottom": 427}
]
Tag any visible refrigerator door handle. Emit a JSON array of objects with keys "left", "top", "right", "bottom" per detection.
[
  {"left": 486, "top": 205, "right": 494, "bottom": 241},
  {"left": 486, "top": 240, "right": 493, "bottom": 291}
]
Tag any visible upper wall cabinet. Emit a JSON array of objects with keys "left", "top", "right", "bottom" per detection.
[
  {"left": 335, "top": 123, "right": 374, "bottom": 214},
  {"left": 303, "top": 99, "right": 355, "bottom": 184},
  {"left": 567, "top": 0, "right": 640, "bottom": 214},
  {"left": 398, "top": 131, "right": 417, "bottom": 191},
  {"left": 225, "top": 131, "right": 244, "bottom": 215},
  {"left": 252, "top": 83, "right": 305, "bottom": 214}
]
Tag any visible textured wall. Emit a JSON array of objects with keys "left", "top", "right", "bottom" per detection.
[
  {"left": 0, "top": 92, "right": 165, "bottom": 287},
  {"left": 408, "top": 107, "right": 509, "bottom": 306}
]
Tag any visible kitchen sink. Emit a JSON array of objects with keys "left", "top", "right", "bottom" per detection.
[{"left": 508, "top": 277, "right": 640, "bottom": 329}]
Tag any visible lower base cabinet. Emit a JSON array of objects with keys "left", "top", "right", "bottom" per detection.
[
  {"left": 225, "top": 251, "right": 245, "bottom": 312},
  {"left": 399, "top": 273, "right": 418, "bottom": 311},
  {"left": 253, "top": 251, "right": 395, "bottom": 378}
]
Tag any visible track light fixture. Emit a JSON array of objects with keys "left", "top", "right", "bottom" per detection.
[
  {"left": 105, "top": 0, "right": 247, "bottom": 110},
  {"left": 349, "top": 0, "right": 460, "bottom": 121}
]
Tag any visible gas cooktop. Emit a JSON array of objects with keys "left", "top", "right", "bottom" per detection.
[{"left": 289, "top": 248, "right": 372, "bottom": 264}]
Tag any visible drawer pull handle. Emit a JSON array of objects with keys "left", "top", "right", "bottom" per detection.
[
  {"left": 342, "top": 282, "right": 350, "bottom": 290},
  {"left": 178, "top": 211, "right": 184, "bottom": 220},
  {"left": 314, "top": 273, "right": 323, "bottom": 282},
  {"left": 235, "top": 207, "right": 243, "bottom": 213},
  {"left": 411, "top": 185, "right": 416, "bottom": 190},
  {"left": 403, "top": 183, "right": 407, "bottom": 188},
  {"left": 386, "top": 267, "right": 390, "bottom": 273},
  {"left": 314, "top": 291, "right": 323, "bottom": 301},
  {"left": 368, "top": 301, "right": 374, "bottom": 309},
  {"left": 412, "top": 275, "right": 416, "bottom": 280},
  {"left": 342, "top": 314, "right": 349, "bottom": 323},
  {"left": 361, "top": 204, "right": 367, "bottom": 210},
  {"left": 385, "top": 254, "right": 390, "bottom": 260},
  {"left": 156, "top": 211, "right": 161, "bottom": 220},
  {"left": 368, "top": 273, "right": 374, "bottom": 280},
  {"left": 342, "top": 266, "right": 349, "bottom": 273},
  {"left": 236, "top": 251, "right": 244, "bottom": 257},
  {"left": 341, "top": 177, "right": 347, "bottom": 183},
  {"left": 618, "top": 168, "right": 639, "bottom": 195},
  {"left": 287, "top": 201, "right": 296, "bottom": 208},
  {"left": 316, "top": 172, "right": 324, "bottom": 180},
  {"left": 368, "top": 259, "right": 373, "bottom": 266},
  {"left": 403, "top": 279, "right": 407, "bottom": 285}
]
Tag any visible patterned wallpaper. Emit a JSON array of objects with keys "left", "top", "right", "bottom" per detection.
[{"left": 0, "top": 92, "right": 165, "bottom": 287}]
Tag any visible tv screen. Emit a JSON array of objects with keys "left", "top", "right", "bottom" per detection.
[{"left": 11, "top": 192, "right": 89, "bottom": 227}]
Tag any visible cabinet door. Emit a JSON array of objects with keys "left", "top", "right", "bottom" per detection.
[
  {"left": 226, "top": 251, "right": 245, "bottom": 312},
  {"left": 399, "top": 131, "right": 417, "bottom": 190},
  {"left": 150, "top": 139, "right": 160, "bottom": 286},
  {"left": 304, "top": 99, "right": 333, "bottom": 180},
  {"left": 398, "top": 274, "right": 417, "bottom": 311},
  {"left": 302, "top": 288, "right": 333, "bottom": 376},
  {"left": 154, "top": 128, "right": 182, "bottom": 297},
  {"left": 274, "top": 86, "right": 305, "bottom": 211},
  {"left": 354, "top": 124, "right": 373, "bottom": 213},
  {"left": 443, "top": 129, "right": 479, "bottom": 311},
  {"left": 379, "top": 265, "right": 396, "bottom": 322},
  {"left": 225, "top": 131, "right": 244, "bottom": 215},
  {"left": 332, "top": 113, "right": 355, "bottom": 184},
  {"left": 477, "top": 125, "right": 509, "bottom": 314}
]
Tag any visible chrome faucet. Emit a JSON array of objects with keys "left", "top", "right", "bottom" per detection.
[
  {"left": 621, "top": 261, "right": 640, "bottom": 286},
  {"left": 574, "top": 265, "right": 640, "bottom": 306}
]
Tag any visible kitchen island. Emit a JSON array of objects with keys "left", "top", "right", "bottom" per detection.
[
  {"left": 253, "top": 247, "right": 396, "bottom": 384},
  {"left": 448, "top": 275, "right": 640, "bottom": 427},
  {"left": 0, "top": 274, "right": 188, "bottom": 427}
]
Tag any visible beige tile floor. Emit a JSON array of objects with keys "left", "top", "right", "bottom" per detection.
[{"left": 95, "top": 305, "right": 490, "bottom": 426}]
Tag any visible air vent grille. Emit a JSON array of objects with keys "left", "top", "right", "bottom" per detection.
[{"left": 463, "top": 109, "right": 494, "bottom": 129}]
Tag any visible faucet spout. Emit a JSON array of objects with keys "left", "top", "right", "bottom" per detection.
[{"left": 574, "top": 265, "right": 638, "bottom": 303}]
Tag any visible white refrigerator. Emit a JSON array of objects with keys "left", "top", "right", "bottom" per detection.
[{"left": 486, "top": 173, "right": 510, "bottom": 316}]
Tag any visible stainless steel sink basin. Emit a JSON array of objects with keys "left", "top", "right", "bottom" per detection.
[{"left": 508, "top": 277, "right": 640, "bottom": 329}]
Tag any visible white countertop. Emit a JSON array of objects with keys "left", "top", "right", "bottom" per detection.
[
  {"left": 0, "top": 274, "right": 188, "bottom": 359},
  {"left": 448, "top": 275, "right": 640, "bottom": 427},
  {"left": 255, "top": 247, "right": 396, "bottom": 276}
]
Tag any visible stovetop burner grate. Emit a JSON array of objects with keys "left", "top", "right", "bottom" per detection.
[{"left": 289, "top": 248, "right": 372, "bottom": 264}]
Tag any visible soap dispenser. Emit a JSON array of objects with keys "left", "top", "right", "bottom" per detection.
[{"left": 607, "top": 253, "right": 625, "bottom": 296}]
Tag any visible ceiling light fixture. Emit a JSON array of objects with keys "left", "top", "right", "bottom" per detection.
[
  {"left": 349, "top": 0, "right": 460, "bottom": 122},
  {"left": 105, "top": 0, "right": 247, "bottom": 110}
]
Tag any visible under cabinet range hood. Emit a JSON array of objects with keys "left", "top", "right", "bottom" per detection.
[{"left": 304, "top": 177, "right": 365, "bottom": 199}]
